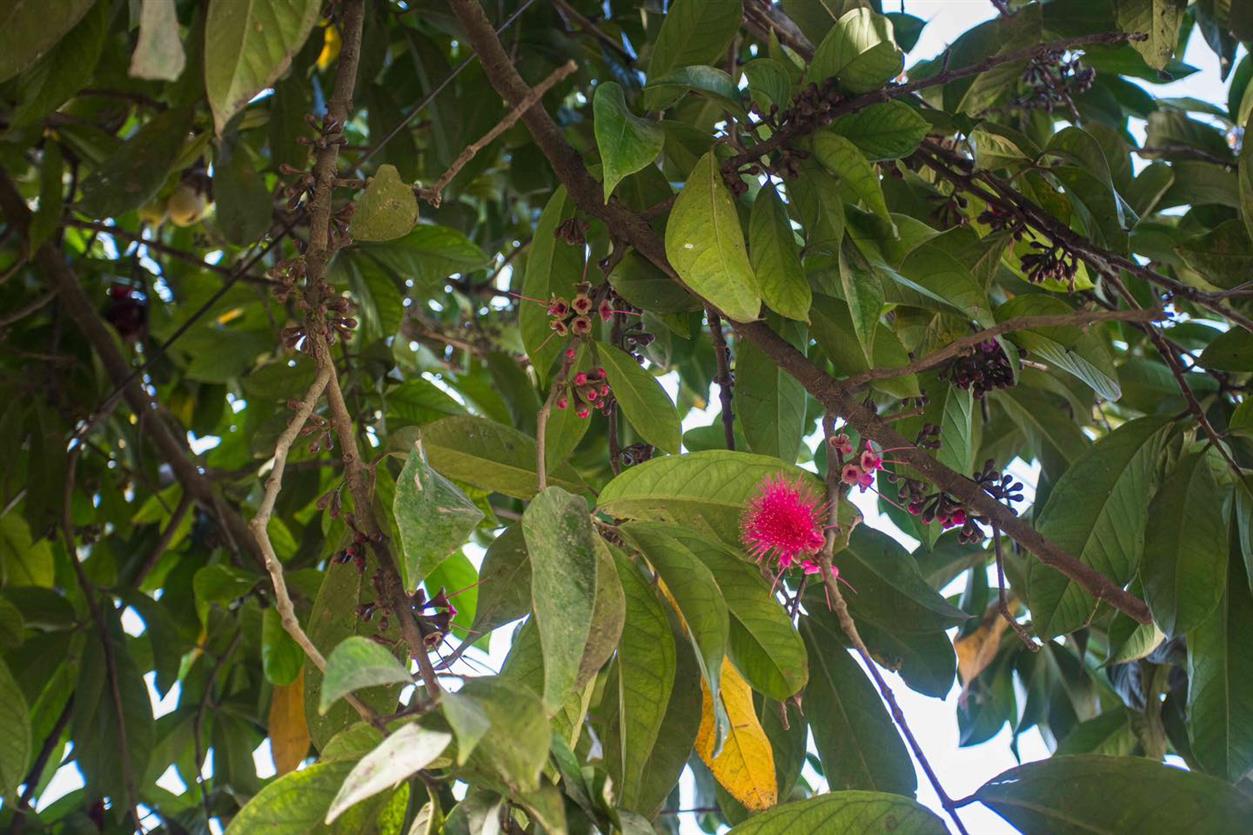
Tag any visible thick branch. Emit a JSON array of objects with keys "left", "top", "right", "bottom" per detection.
[
  {"left": 844, "top": 307, "right": 1162, "bottom": 389},
  {"left": 447, "top": 0, "right": 1153, "bottom": 625}
]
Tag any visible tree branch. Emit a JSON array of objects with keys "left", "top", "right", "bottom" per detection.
[
  {"left": 844, "top": 307, "right": 1162, "bottom": 389},
  {"left": 446, "top": 0, "right": 1153, "bottom": 625}
]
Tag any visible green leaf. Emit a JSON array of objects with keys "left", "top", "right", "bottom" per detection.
[
  {"left": 801, "top": 610, "right": 916, "bottom": 795},
  {"left": 839, "top": 527, "right": 970, "bottom": 633},
  {"left": 810, "top": 294, "right": 919, "bottom": 399},
  {"left": 613, "top": 550, "right": 677, "bottom": 809},
  {"left": 193, "top": 564, "right": 257, "bottom": 625},
  {"left": 620, "top": 522, "right": 731, "bottom": 749},
  {"left": 742, "top": 58, "right": 792, "bottom": 110},
  {"left": 645, "top": 66, "right": 747, "bottom": 117},
  {"left": 9, "top": 0, "right": 108, "bottom": 130},
  {"left": 936, "top": 386, "right": 975, "bottom": 477},
  {"left": 647, "top": 0, "right": 743, "bottom": 87},
  {"left": 0, "top": 0, "right": 96, "bottom": 84},
  {"left": 1029, "top": 417, "right": 1176, "bottom": 638},
  {"left": 594, "top": 82, "right": 665, "bottom": 201},
  {"left": 1055, "top": 708, "right": 1137, "bottom": 756},
  {"left": 522, "top": 486, "right": 600, "bottom": 711},
  {"left": 262, "top": 607, "right": 305, "bottom": 686},
  {"left": 598, "top": 450, "right": 842, "bottom": 550},
  {"left": 830, "top": 101, "right": 929, "bottom": 160},
  {"left": 788, "top": 161, "right": 846, "bottom": 258},
  {"left": 0, "top": 656, "right": 31, "bottom": 799},
  {"left": 227, "top": 760, "right": 355, "bottom": 833},
  {"left": 130, "top": 0, "right": 187, "bottom": 81},
  {"left": 674, "top": 529, "right": 808, "bottom": 699},
  {"left": 359, "top": 224, "right": 491, "bottom": 294},
  {"left": 1199, "top": 328, "right": 1253, "bottom": 372},
  {"left": 1186, "top": 553, "right": 1253, "bottom": 781},
  {"left": 1142, "top": 451, "right": 1228, "bottom": 636},
  {"left": 452, "top": 677, "right": 550, "bottom": 793},
  {"left": 975, "top": 755, "right": 1253, "bottom": 834},
  {"left": 996, "top": 296, "right": 1121, "bottom": 401},
  {"left": 857, "top": 622, "right": 956, "bottom": 699},
  {"left": 351, "top": 164, "right": 419, "bottom": 242},
  {"left": 205, "top": 0, "right": 321, "bottom": 133},
  {"left": 215, "top": 139, "right": 272, "bottom": 245},
  {"left": 412, "top": 416, "right": 588, "bottom": 500},
  {"left": 579, "top": 543, "right": 627, "bottom": 687},
  {"left": 838, "top": 241, "right": 885, "bottom": 366},
  {"left": 319, "top": 636, "right": 412, "bottom": 714},
  {"left": 78, "top": 106, "right": 194, "bottom": 218},
  {"left": 727, "top": 791, "right": 947, "bottom": 834},
  {"left": 521, "top": 188, "right": 583, "bottom": 372},
  {"left": 734, "top": 319, "right": 807, "bottom": 462},
  {"left": 749, "top": 183, "right": 811, "bottom": 322},
  {"left": 1175, "top": 219, "right": 1253, "bottom": 291},
  {"left": 392, "top": 442, "right": 483, "bottom": 591},
  {"left": 813, "top": 133, "right": 891, "bottom": 224},
  {"left": 599, "top": 345, "right": 682, "bottom": 454},
  {"left": 326, "top": 724, "right": 451, "bottom": 823},
  {"left": 806, "top": 9, "right": 904, "bottom": 93},
  {"left": 424, "top": 551, "right": 478, "bottom": 639},
  {"left": 665, "top": 151, "right": 761, "bottom": 323},
  {"left": 472, "top": 525, "right": 531, "bottom": 634}
]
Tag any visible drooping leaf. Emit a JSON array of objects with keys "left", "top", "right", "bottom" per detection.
[
  {"left": 695, "top": 658, "right": 777, "bottom": 812},
  {"left": 130, "top": 0, "right": 187, "bottom": 82},
  {"left": 326, "top": 724, "right": 451, "bottom": 823},
  {"left": 975, "top": 755, "right": 1253, "bottom": 833},
  {"left": 1141, "top": 450, "right": 1228, "bottom": 636},
  {"left": 215, "top": 139, "right": 272, "bottom": 245},
  {"left": 1029, "top": 417, "right": 1176, "bottom": 637},
  {"left": 749, "top": 183, "right": 811, "bottom": 323},
  {"left": 319, "top": 636, "right": 412, "bottom": 714},
  {"left": 665, "top": 151, "right": 761, "bottom": 323},
  {"left": 599, "top": 345, "right": 682, "bottom": 454},
  {"left": 268, "top": 670, "right": 310, "bottom": 776},
  {"left": 392, "top": 441, "right": 483, "bottom": 591},
  {"left": 594, "top": 81, "right": 665, "bottom": 201},
  {"left": 521, "top": 486, "right": 600, "bottom": 711},
  {"left": 801, "top": 608, "right": 916, "bottom": 795},
  {"left": 205, "top": 0, "right": 322, "bottom": 133},
  {"left": 726, "top": 791, "right": 947, "bottom": 834}
]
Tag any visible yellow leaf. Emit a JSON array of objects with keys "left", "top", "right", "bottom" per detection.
[
  {"left": 269, "top": 669, "right": 310, "bottom": 776},
  {"left": 955, "top": 616, "right": 1006, "bottom": 689},
  {"left": 317, "top": 24, "right": 341, "bottom": 72},
  {"left": 695, "top": 658, "right": 777, "bottom": 812}
]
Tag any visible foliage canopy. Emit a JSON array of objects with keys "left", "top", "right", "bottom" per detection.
[{"left": 1, "top": 0, "right": 1253, "bottom": 833}]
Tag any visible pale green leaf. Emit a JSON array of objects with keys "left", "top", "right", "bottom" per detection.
[
  {"left": 599, "top": 345, "right": 682, "bottom": 454},
  {"left": 319, "top": 636, "right": 412, "bottom": 714},
  {"left": 593, "top": 82, "right": 664, "bottom": 201},
  {"left": 392, "top": 442, "right": 483, "bottom": 591},
  {"left": 352, "top": 164, "right": 419, "bottom": 242}
]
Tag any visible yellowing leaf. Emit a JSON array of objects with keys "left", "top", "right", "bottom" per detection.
[
  {"left": 695, "top": 658, "right": 777, "bottom": 812},
  {"left": 954, "top": 616, "right": 1006, "bottom": 691},
  {"left": 317, "top": 24, "right": 341, "bottom": 71},
  {"left": 269, "top": 669, "right": 310, "bottom": 776}
]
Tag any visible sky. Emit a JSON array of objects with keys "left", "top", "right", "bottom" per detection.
[{"left": 29, "top": 3, "right": 1237, "bottom": 833}]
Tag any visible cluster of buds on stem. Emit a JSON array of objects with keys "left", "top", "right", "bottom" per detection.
[
  {"left": 332, "top": 531, "right": 370, "bottom": 573},
  {"left": 977, "top": 204, "right": 1029, "bottom": 240},
  {"left": 740, "top": 79, "right": 842, "bottom": 181},
  {"left": 547, "top": 281, "right": 617, "bottom": 338},
  {"left": 291, "top": 399, "right": 334, "bottom": 452},
  {"left": 408, "top": 587, "right": 459, "bottom": 647},
  {"left": 556, "top": 363, "right": 614, "bottom": 420},
  {"left": 1016, "top": 49, "right": 1094, "bottom": 113},
  {"left": 1020, "top": 238, "right": 1080, "bottom": 288},
  {"left": 269, "top": 257, "right": 306, "bottom": 304},
  {"left": 942, "top": 339, "right": 1016, "bottom": 398}
]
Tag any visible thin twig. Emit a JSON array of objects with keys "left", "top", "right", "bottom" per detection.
[
  {"left": 707, "top": 307, "right": 736, "bottom": 450},
  {"left": 992, "top": 523, "right": 1041, "bottom": 650},
  {"left": 844, "top": 308, "right": 1162, "bottom": 388},
  {"left": 417, "top": 61, "right": 577, "bottom": 206},
  {"left": 0, "top": 290, "right": 55, "bottom": 329}
]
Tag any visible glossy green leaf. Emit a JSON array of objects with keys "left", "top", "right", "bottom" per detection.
[
  {"left": 1199, "top": 328, "right": 1253, "bottom": 372},
  {"left": 665, "top": 151, "right": 761, "bottom": 323},
  {"left": 319, "top": 636, "right": 411, "bottom": 714},
  {"left": 1029, "top": 417, "right": 1176, "bottom": 637},
  {"left": 392, "top": 442, "right": 483, "bottom": 591},
  {"left": 205, "top": 0, "right": 321, "bottom": 133},
  {"left": 594, "top": 82, "right": 665, "bottom": 201},
  {"left": 1142, "top": 450, "right": 1228, "bottom": 636},
  {"left": 727, "top": 791, "right": 947, "bottom": 834},
  {"left": 262, "top": 607, "right": 305, "bottom": 687},
  {"left": 351, "top": 164, "right": 419, "bottom": 242},
  {"left": 647, "top": 0, "right": 743, "bottom": 87},
  {"left": 522, "top": 486, "right": 600, "bottom": 711},
  {"left": 599, "top": 345, "right": 682, "bottom": 454},
  {"left": 975, "top": 755, "right": 1253, "bottom": 834}
]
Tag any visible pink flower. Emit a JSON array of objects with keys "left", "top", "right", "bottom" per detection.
[
  {"left": 801, "top": 558, "right": 824, "bottom": 575},
  {"left": 741, "top": 476, "right": 827, "bottom": 570},
  {"left": 860, "top": 444, "right": 883, "bottom": 472},
  {"left": 830, "top": 433, "right": 854, "bottom": 457},
  {"left": 841, "top": 464, "right": 864, "bottom": 487}
]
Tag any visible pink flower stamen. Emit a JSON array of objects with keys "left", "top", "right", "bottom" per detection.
[{"left": 740, "top": 476, "right": 827, "bottom": 571}]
